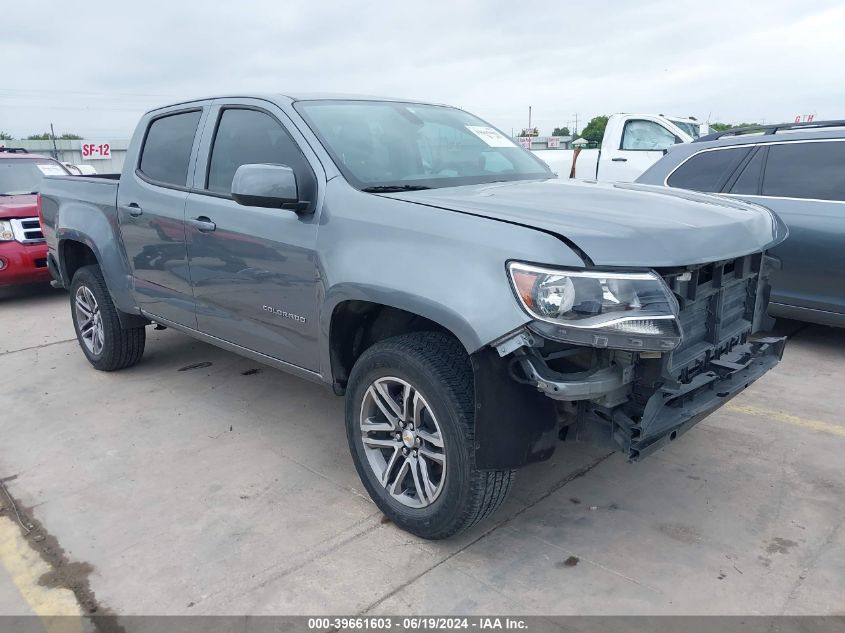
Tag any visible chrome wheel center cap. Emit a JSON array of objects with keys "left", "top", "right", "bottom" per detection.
[{"left": 401, "top": 429, "right": 416, "bottom": 448}]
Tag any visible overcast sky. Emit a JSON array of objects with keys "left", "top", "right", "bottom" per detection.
[{"left": 2, "top": 0, "right": 843, "bottom": 139}]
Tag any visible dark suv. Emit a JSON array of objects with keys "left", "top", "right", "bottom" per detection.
[{"left": 637, "top": 121, "right": 845, "bottom": 328}]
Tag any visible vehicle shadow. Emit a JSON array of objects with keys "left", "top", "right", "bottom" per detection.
[
  {"left": 0, "top": 282, "right": 63, "bottom": 304},
  {"left": 775, "top": 318, "right": 845, "bottom": 353}
]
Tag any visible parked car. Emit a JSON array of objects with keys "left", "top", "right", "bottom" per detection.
[
  {"left": 40, "top": 95, "right": 786, "bottom": 538},
  {"left": 533, "top": 113, "right": 705, "bottom": 182},
  {"left": 637, "top": 120, "right": 845, "bottom": 328},
  {"left": 0, "top": 148, "right": 69, "bottom": 287}
]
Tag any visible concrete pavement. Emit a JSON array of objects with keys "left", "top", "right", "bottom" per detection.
[{"left": 1, "top": 284, "right": 843, "bottom": 618}]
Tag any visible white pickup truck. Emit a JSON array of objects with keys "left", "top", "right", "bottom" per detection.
[{"left": 534, "top": 113, "right": 705, "bottom": 182}]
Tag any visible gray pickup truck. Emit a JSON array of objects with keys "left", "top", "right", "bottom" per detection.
[{"left": 40, "top": 94, "right": 788, "bottom": 539}]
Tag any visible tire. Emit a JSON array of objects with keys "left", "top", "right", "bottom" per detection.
[
  {"left": 345, "top": 332, "right": 513, "bottom": 539},
  {"left": 69, "top": 265, "right": 146, "bottom": 371}
]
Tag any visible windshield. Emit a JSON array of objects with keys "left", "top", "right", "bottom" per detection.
[
  {"left": 0, "top": 158, "right": 69, "bottom": 195},
  {"left": 669, "top": 120, "right": 700, "bottom": 139},
  {"left": 295, "top": 100, "right": 552, "bottom": 190}
]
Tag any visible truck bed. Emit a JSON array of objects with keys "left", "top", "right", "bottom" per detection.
[
  {"left": 533, "top": 149, "right": 599, "bottom": 180},
  {"left": 40, "top": 175, "right": 119, "bottom": 227}
]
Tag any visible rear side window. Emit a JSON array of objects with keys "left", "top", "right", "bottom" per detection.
[
  {"left": 667, "top": 147, "right": 750, "bottom": 192},
  {"left": 206, "top": 108, "right": 310, "bottom": 194},
  {"left": 762, "top": 141, "right": 845, "bottom": 201},
  {"left": 729, "top": 147, "right": 765, "bottom": 195},
  {"left": 139, "top": 110, "right": 202, "bottom": 187}
]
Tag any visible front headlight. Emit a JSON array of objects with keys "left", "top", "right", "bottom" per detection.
[
  {"left": 508, "top": 262, "right": 682, "bottom": 351},
  {"left": 0, "top": 221, "right": 14, "bottom": 241}
]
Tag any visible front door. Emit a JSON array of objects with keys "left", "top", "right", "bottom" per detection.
[
  {"left": 602, "top": 118, "right": 679, "bottom": 182},
  {"left": 117, "top": 108, "right": 206, "bottom": 326},
  {"left": 184, "top": 105, "right": 321, "bottom": 371}
]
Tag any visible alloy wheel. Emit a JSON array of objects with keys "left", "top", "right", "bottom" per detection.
[
  {"left": 359, "top": 376, "right": 446, "bottom": 508},
  {"left": 75, "top": 285, "right": 104, "bottom": 356}
]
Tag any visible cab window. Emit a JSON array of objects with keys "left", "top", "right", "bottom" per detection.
[
  {"left": 139, "top": 110, "right": 202, "bottom": 187},
  {"left": 206, "top": 108, "right": 311, "bottom": 195},
  {"left": 621, "top": 120, "right": 678, "bottom": 151}
]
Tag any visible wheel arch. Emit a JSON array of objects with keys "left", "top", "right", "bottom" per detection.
[
  {"left": 325, "top": 295, "right": 464, "bottom": 393},
  {"left": 325, "top": 294, "right": 560, "bottom": 471},
  {"left": 59, "top": 237, "right": 148, "bottom": 328}
]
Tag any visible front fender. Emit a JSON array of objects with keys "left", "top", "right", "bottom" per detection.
[
  {"left": 316, "top": 179, "right": 585, "bottom": 376},
  {"left": 316, "top": 180, "right": 586, "bottom": 468}
]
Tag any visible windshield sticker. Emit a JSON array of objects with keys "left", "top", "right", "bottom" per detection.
[
  {"left": 37, "top": 164, "right": 66, "bottom": 176},
  {"left": 465, "top": 126, "right": 517, "bottom": 148}
]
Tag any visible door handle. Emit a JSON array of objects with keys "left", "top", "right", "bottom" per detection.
[
  {"left": 188, "top": 217, "right": 216, "bottom": 232},
  {"left": 124, "top": 203, "right": 143, "bottom": 217},
  {"left": 611, "top": 157, "right": 628, "bottom": 162}
]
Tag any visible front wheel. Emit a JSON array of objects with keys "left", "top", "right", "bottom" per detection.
[
  {"left": 70, "top": 265, "right": 146, "bottom": 371},
  {"left": 345, "top": 332, "right": 513, "bottom": 539}
]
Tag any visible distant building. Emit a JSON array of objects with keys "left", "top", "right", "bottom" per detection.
[
  {"left": 0, "top": 139, "right": 128, "bottom": 173},
  {"left": 514, "top": 135, "right": 573, "bottom": 150}
]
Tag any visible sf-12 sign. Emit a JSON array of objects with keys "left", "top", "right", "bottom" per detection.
[{"left": 80, "top": 142, "right": 111, "bottom": 160}]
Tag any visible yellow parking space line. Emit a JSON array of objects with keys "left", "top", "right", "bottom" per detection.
[
  {"left": 0, "top": 517, "right": 83, "bottom": 633},
  {"left": 725, "top": 403, "right": 845, "bottom": 438}
]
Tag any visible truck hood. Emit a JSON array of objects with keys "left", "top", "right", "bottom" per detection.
[
  {"left": 385, "top": 179, "right": 786, "bottom": 267},
  {"left": 0, "top": 194, "right": 38, "bottom": 220}
]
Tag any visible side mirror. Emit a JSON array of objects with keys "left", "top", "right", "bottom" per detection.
[{"left": 231, "top": 164, "right": 308, "bottom": 212}]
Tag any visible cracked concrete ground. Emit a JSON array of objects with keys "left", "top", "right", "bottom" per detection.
[{"left": 0, "top": 284, "right": 843, "bottom": 617}]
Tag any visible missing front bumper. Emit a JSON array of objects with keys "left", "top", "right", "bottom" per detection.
[{"left": 521, "top": 336, "right": 786, "bottom": 461}]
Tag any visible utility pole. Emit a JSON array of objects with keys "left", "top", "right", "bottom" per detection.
[
  {"left": 528, "top": 106, "right": 532, "bottom": 134},
  {"left": 49, "top": 123, "right": 59, "bottom": 160},
  {"left": 572, "top": 113, "right": 580, "bottom": 137}
]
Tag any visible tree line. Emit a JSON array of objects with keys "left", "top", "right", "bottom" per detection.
[
  {"left": 2, "top": 120, "right": 763, "bottom": 147},
  {"left": 519, "top": 117, "right": 762, "bottom": 144},
  {"left": 0, "top": 132, "right": 84, "bottom": 141}
]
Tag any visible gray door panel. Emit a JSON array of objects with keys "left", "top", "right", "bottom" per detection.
[
  {"left": 183, "top": 101, "right": 321, "bottom": 370},
  {"left": 117, "top": 107, "right": 208, "bottom": 327},
  {"left": 117, "top": 184, "right": 195, "bottom": 325},
  {"left": 184, "top": 194, "right": 320, "bottom": 370},
  {"left": 764, "top": 198, "right": 845, "bottom": 314}
]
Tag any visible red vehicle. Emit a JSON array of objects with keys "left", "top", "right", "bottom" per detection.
[{"left": 0, "top": 148, "right": 70, "bottom": 286}]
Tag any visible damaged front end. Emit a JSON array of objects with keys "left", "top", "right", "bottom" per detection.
[{"left": 476, "top": 253, "right": 785, "bottom": 468}]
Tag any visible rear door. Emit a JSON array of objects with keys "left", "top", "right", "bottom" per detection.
[
  {"left": 736, "top": 140, "right": 845, "bottom": 314},
  {"left": 117, "top": 106, "right": 208, "bottom": 326},
  {"left": 183, "top": 99, "right": 322, "bottom": 371}
]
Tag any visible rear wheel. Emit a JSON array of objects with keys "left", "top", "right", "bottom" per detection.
[
  {"left": 345, "top": 332, "right": 513, "bottom": 539},
  {"left": 70, "top": 265, "right": 146, "bottom": 371}
]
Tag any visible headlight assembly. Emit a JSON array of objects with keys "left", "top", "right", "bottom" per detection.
[
  {"left": 508, "top": 262, "right": 682, "bottom": 351},
  {"left": 0, "top": 220, "right": 14, "bottom": 241}
]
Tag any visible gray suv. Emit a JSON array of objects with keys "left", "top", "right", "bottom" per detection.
[
  {"left": 638, "top": 121, "right": 845, "bottom": 328},
  {"left": 40, "top": 95, "right": 786, "bottom": 538}
]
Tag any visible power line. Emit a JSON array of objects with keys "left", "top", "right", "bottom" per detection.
[
  {"left": 0, "top": 102, "right": 149, "bottom": 112},
  {"left": 0, "top": 88, "right": 185, "bottom": 98}
]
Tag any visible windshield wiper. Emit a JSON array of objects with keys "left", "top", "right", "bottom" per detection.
[{"left": 361, "top": 185, "right": 431, "bottom": 193}]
